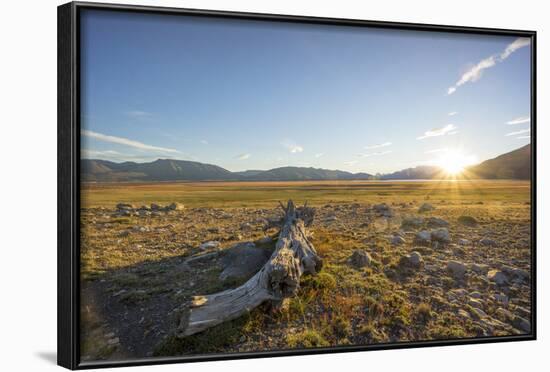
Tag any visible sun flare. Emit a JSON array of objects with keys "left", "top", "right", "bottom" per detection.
[{"left": 437, "top": 149, "right": 477, "bottom": 175}]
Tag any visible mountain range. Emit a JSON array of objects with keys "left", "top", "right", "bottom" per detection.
[{"left": 81, "top": 144, "right": 530, "bottom": 182}]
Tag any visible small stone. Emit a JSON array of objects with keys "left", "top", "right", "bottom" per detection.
[
  {"left": 150, "top": 203, "right": 161, "bottom": 211},
  {"left": 469, "top": 291, "right": 482, "bottom": 299},
  {"left": 447, "top": 260, "right": 467, "bottom": 279},
  {"left": 480, "top": 237, "right": 497, "bottom": 247},
  {"left": 488, "top": 270, "right": 508, "bottom": 285},
  {"left": 458, "top": 238, "right": 470, "bottom": 246},
  {"left": 418, "top": 203, "right": 435, "bottom": 213},
  {"left": 390, "top": 235, "right": 406, "bottom": 245},
  {"left": 107, "top": 337, "right": 120, "bottom": 345},
  {"left": 493, "top": 293, "right": 509, "bottom": 306},
  {"left": 431, "top": 228, "right": 451, "bottom": 244},
  {"left": 467, "top": 298, "right": 484, "bottom": 309},
  {"left": 427, "top": 217, "right": 449, "bottom": 227},
  {"left": 400, "top": 251, "right": 423, "bottom": 269},
  {"left": 469, "top": 307, "right": 488, "bottom": 320},
  {"left": 116, "top": 203, "right": 134, "bottom": 210},
  {"left": 470, "top": 263, "right": 489, "bottom": 274},
  {"left": 512, "top": 316, "right": 531, "bottom": 332},
  {"left": 168, "top": 202, "right": 185, "bottom": 211},
  {"left": 414, "top": 230, "right": 431, "bottom": 245},
  {"left": 457, "top": 215, "right": 478, "bottom": 226},
  {"left": 350, "top": 250, "right": 372, "bottom": 268},
  {"left": 373, "top": 203, "right": 393, "bottom": 217},
  {"left": 401, "top": 216, "right": 424, "bottom": 229}
]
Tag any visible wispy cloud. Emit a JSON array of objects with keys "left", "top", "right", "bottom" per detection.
[
  {"left": 501, "top": 38, "right": 532, "bottom": 60},
  {"left": 314, "top": 153, "right": 324, "bottom": 158},
  {"left": 417, "top": 124, "right": 457, "bottom": 140},
  {"left": 424, "top": 148, "right": 447, "bottom": 154},
  {"left": 364, "top": 142, "right": 392, "bottom": 150},
  {"left": 517, "top": 135, "right": 530, "bottom": 139},
  {"left": 357, "top": 150, "right": 392, "bottom": 158},
  {"left": 448, "top": 111, "right": 458, "bottom": 116},
  {"left": 447, "top": 37, "right": 531, "bottom": 95},
  {"left": 125, "top": 110, "right": 152, "bottom": 118},
  {"left": 82, "top": 130, "right": 180, "bottom": 153},
  {"left": 200, "top": 139, "right": 209, "bottom": 145},
  {"left": 236, "top": 153, "right": 251, "bottom": 160},
  {"left": 505, "top": 128, "right": 530, "bottom": 137},
  {"left": 344, "top": 160, "right": 358, "bottom": 166},
  {"left": 507, "top": 116, "right": 530, "bottom": 125},
  {"left": 281, "top": 140, "right": 304, "bottom": 153},
  {"left": 81, "top": 149, "right": 123, "bottom": 158}
]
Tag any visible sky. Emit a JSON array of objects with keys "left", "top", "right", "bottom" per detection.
[{"left": 80, "top": 9, "right": 532, "bottom": 174}]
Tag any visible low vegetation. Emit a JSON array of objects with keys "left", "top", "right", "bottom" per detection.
[{"left": 79, "top": 180, "right": 531, "bottom": 361}]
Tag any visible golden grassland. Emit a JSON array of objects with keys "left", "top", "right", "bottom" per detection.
[
  {"left": 82, "top": 179, "right": 530, "bottom": 209},
  {"left": 79, "top": 180, "right": 532, "bottom": 360}
]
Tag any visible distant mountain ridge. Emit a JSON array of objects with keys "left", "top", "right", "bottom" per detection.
[
  {"left": 81, "top": 144, "right": 530, "bottom": 182},
  {"left": 467, "top": 144, "right": 530, "bottom": 180}
]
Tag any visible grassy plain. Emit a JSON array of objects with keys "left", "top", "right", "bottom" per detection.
[
  {"left": 82, "top": 179, "right": 530, "bottom": 209},
  {"left": 79, "top": 180, "right": 531, "bottom": 361}
]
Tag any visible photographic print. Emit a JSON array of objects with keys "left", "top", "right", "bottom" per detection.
[{"left": 73, "top": 5, "right": 534, "bottom": 366}]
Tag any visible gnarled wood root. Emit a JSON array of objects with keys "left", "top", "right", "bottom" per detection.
[{"left": 176, "top": 200, "right": 322, "bottom": 337}]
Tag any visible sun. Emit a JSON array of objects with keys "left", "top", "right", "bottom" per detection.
[{"left": 437, "top": 149, "right": 477, "bottom": 176}]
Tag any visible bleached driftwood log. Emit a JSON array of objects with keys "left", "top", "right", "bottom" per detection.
[{"left": 176, "top": 200, "right": 322, "bottom": 337}]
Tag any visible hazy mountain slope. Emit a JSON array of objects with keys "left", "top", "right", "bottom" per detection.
[
  {"left": 379, "top": 165, "right": 444, "bottom": 180},
  {"left": 467, "top": 144, "right": 531, "bottom": 179},
  {"left": 81, "top": 144, "right": 530, "bottom": 182}
]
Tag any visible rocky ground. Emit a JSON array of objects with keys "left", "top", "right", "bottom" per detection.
[{"left": 80, "top": 198, "right": 532, "bottom": 361}]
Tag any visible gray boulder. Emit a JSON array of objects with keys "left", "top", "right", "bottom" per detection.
[
  {"left": 373, "top": 203, "right": 393, "bottom": 217},
  {"left": 350, "top": 250, "right": 372, "bottom": 268},
  {"left": 431, "top": 228, "right": 451, "bottom": 244},
  {"left": 414, "top": 230, "right": 431, "bottom": 245},
  {"left": 219, "top": 242, "right": 274, "bottom": 282},
  {"left": 447, "top": 260, "right": 467, "bottom": 279},
  {"left": 418, "top": 203, "right": 435, "bottom": 213},
  {"left": 488, "top": 270, "right": 508, "bottom": 285}
]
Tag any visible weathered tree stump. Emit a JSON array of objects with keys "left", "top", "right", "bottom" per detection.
[{"left": 176, "top": 200, "right": 322, "bottom": 337}]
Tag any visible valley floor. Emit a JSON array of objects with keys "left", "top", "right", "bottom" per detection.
[{"left": 79, "top": 180, "right": 532, "bottom": 362}]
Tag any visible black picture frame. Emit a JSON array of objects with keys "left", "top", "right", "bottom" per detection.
[{"left": 58, "top": 2, "right": 537, "bottom": 370}]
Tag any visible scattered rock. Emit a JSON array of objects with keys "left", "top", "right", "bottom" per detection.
[
  {"left": 390, "top": 235, "right": 406, "bottom": 245},
  {"left": 512, "top": 316, "right": 531, "bottom": 332},
  {"left": 431, "top": 228, "right": 451, "bottom": 244},
  {"left": 458, "top": 238, "right": 470, "bottom": 246},
  {"left": 470, "top": 263, "right": 489, "bottom": 275},
  {"left": 350, "top": 250, "right": 372, "bottom": 268},
  {"left": 418, "top": 203, "right": 435, "bottom": 213},
  {"left": 495, "top": 307, "right": 514, "bottom": 322},
  {"left": 400, "top": 251, "right": 423, "bottom": 268},
  {"left": 487, "top": 270, "right": 508, "bottom": 285},
  {"left": 493, "top": 293, "right": 509, "bottom": 306},
  {"left": 168, "top": 202, "right": 185, "bottom": 211},
  {"left": 469, "top": 306, "right": 488, "bottom": 320},
  {"left": 414, "top": 230, "right": 431, "bottom": 245},
  {"left": 219, "top": 242, "right": 273, "bottom": 282},
  {"left": 458, "top": 215, "right": 478, "bottom": 226},
  {"left": 373, "top": 203, "right": 393, "bottom": 217},
  {"left": 467, "top": 298, "right": 484, "bottom": 309},
  {"left": 116, "top": 203, "right": 134, "bottom": 210},
  {"left": 150, "top": 203, "right": 161, "bottom": 211},
  {"left": 447, "top": 260, "right": 467, "bottom": 279},
  {"left": 401, "top": 216, "right": 424, "bottom": 229},
  {"left": 427, "top": 217, "right": 449, "bottom": 227},
  {"left": 240, "top": 222, "right": 253, "bottom": 231},
  {"left": 480, "top": 237, "right": 497, "bottom": 247}
]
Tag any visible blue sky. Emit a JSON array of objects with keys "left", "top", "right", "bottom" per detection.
[{"left": 80, "top": 10, "right": 531, "bottom": 174}]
